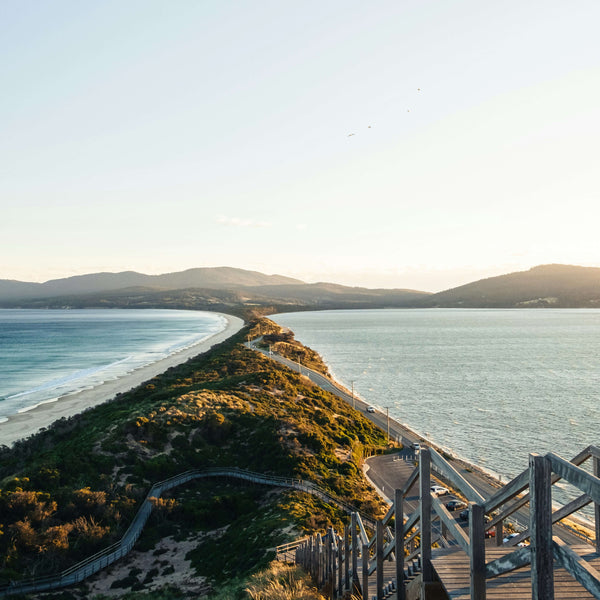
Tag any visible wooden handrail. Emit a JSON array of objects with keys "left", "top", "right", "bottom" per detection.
[
  {"left": 430, "top": 447, "right": 485, "bottom": 504},
  {"left": 553, "top": 536, "right": 600, "bottom": 597},
  {"left": 0, "top": 468, "right": 371, "bottom": 598}
]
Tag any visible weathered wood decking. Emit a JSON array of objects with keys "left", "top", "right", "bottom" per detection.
[
  {"left": 292, "top": 445, "right": 600, "bottom": 600},
  {"left": 432, "top": 545, "right": 600, "bottom": 599}
]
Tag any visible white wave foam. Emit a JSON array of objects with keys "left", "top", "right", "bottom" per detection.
[
  {"left": 17, "top": 397, "right": 59, "bottom": 414},
  {"left": 7, "top": 356, "right": 134, "bottom": 401}
]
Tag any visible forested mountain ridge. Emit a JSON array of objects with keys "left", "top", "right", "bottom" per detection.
[
  {"left": 0, "top": 268, "right": 430, "bottom": 312},
  {"left": 2, "top": 264, "right": 600, "bottom": 311},
  {"left": 419, "top": 264, "right": 600, "bottom": 308},
  {"left": 0, "top": 267, "right": 302, "bottom": 300}
]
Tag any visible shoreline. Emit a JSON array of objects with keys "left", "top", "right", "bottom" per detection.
[
  {"left": 329, "top": 373, "right": 506, "bottom": 489},
  {"left": 313, "top": 351, "right": 596, "bottom": 534},
  {"left": 0, "top": 313, "right": 244, "bottom": 447}
]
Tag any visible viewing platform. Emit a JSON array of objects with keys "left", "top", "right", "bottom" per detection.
[
  {"left": 432, "top": 545, "right": 600, "bottom": 599},
  {"left": 291, "top": 444, "right": 600, "bottom": 600}
]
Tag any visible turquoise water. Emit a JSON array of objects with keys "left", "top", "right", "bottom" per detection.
[
  {"left": 0, "top": 309, "right": 226, "bottom": 424},
  {"left": 271, "top": 309, "right": 600, "bottom": 483}
]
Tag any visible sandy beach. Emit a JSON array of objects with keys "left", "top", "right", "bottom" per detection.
[{"left": 0, "top": 313, "right": 244, "bottom": 447}]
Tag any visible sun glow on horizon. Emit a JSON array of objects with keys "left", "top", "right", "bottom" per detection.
[{"left": 2, "top": 1, "right": 599, "bottom": 291}]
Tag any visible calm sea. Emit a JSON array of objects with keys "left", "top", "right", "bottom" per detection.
[
  {"left": 271, "top": 309, "right": 600, "bottom": 484},
  {"left": 0, "top": 309, "right": 226, "bottom": 424}
]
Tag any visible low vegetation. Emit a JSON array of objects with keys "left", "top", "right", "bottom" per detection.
[
  {"left": 0, "top": 317, "right": 388, "bottom": 598},
  {"left": 257, "top": 329, "right": 330, "bottom": 377},
  {"left": 244, "top": 561, "right": 325, "bottom": 600}
]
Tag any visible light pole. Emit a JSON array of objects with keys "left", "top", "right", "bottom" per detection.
[
  {"left": 383, "top": 406, "right": 391, "bottom": 444},
  {"left": 386, "top": 406, "right": 390, "bottom": 444},
  {"left": 351, "top": 380, "right": 355, "bottom": 409}
]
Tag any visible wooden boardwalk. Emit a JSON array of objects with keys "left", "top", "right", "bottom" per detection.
[
  {"left": 432, "top": 545, "right": 600, "bottom": 599},
  {"left": 366, "top": 560, "right": 399, "bottom": 600}
]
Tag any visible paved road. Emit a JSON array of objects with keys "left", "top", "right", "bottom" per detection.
[
  {"left": 246, "top": 339, "right": 420, "bottom": 447},
  {"left": 246, "top": 339, "right": 591, "bottom": 548}
]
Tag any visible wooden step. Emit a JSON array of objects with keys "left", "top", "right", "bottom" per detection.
[{"left": 431, "top": 545, "right": 600, "bottom": 599}]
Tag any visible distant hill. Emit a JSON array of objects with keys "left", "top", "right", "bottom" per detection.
[
  {"left": 0, "top": 267, "right": 430, "bottom": 313},
  {"left": 0, "top": 267, "right": 302, "bottom": 301},
  {"left": 419, "top": 264, "right": 600, "bottom": 308},
  {"left": 243, "top": 282, "right": 428, "bottom": 306},
  {"left": 4, "top": 264, "right": 599, "bottom": 312}
]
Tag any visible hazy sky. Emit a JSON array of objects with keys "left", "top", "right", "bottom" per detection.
[{"left": 2, "top": 1, "right": 599, "bottom": 292}]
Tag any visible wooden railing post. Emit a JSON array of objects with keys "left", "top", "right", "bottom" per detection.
[
  {"left": 317, "top": 533, "right": 323, "bottom": 588},
  {"left": 376, "top": 519, "right": 384, "bottom": 600},
  {"left": 594, "top": 455, "right": 600, "bottom": 554},
  {"left": 337, "top": 532, "right": 343, "bottom": 599},
  {"left": 495, "top": 519, "right": 503, "bottom": 546},
  {"left": 362, "top": 543, "right": 369, "bottom": 600},
  {"left": 419, "top": 447, "right": 433, "bottom": 597},
  {"left": 331, "top": 538, "right": 336, "bottom": 600},
  {"left": 395, "top": 488, "right": 406, "bottom": 600},
  {"left": 343, "top": 526, "right": 348, "bottom": 593},
  {"left": 316, "top": 534, "right": 321, "bottom": 583},
  {"left": 352, "top": 513, "right": 360, "bottom": 593},
  {"left": 328, "top": 528, "right": 335, "bottom": 599},
  {"left": 469, "top": 502, "right": 486, "bottom": 600},
  {"left": 530, "top": 453, "right": 554, "bottom": 600},
  {"left": 329, "top": 532, "right": 334, "bottom": 594}
]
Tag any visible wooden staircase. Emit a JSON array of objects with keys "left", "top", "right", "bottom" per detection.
[
  {"left": 432, "top": 545, "right": 600, "bottom": 599},
  {"left": 290, "top": 445, "right": 600, "bottom": 599}
]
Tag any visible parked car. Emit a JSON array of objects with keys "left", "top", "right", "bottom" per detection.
[
  {"left": 503, "top": 533, "right": 521, "bottom": 544},
  {"left": 430, "top": 485, "right": 449, "bottom": 496},
  {"left": 445, "top": 499, "right": 467, "bottom": 511},
  {"left": 485, "top": 528, "right": 496, "bottom": 538},
  {"left": 459, "top": 509, "right": 469, "bottom": 520}
]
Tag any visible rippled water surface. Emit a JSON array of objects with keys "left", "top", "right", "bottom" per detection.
[
  {"left": 0, "top": 309, "right": 226, "bottom": 423},
  {"left": 271, "top": 309, "right": 600, "bottom": 482}
]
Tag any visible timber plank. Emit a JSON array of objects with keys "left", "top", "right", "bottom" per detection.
[{"left": 432, "top": 545, "right": 600, "bottom": 599}]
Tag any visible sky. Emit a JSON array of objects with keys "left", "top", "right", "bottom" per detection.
[{"left": 2, "top": 1, "right": 600, "bottom": 292}]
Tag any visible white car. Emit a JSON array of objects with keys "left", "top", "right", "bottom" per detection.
[
  {"left": 503, "top": 532, "right": 528, "bottom": 546},
  {"left": 431, "top": 485, "right": 449, "bottom": 496},
  {"left": 366, "top": 406, "right": 376, "bottom": 413}
]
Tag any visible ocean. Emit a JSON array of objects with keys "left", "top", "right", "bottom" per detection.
[
  {"left": 270, "top": 309, "right": 600, "bottom": 484},
  {"left": 0, "top": 309, "right": 226, "bottom": 424}
]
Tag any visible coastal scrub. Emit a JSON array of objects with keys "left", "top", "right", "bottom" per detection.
[{"left": 0, "top": 318, "right": 387, "bottom": 597}]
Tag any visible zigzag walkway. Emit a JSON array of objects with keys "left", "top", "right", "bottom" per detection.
[{"left": 0, "top": 468, "right": 372, "bottom": 598}]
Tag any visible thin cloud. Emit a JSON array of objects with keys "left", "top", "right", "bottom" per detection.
[{"left": 216, "top": 215, "right": 272, "bottom": 229}]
